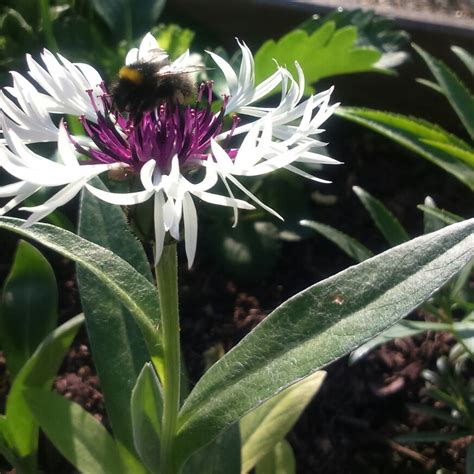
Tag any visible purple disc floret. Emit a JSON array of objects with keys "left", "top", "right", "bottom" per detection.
[{"left": 72, "top": 82, "right": 238, "bottom": 174}]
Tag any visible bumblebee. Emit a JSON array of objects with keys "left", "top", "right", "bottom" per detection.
[{"left": 111, "top": 49, "right": 200, "bottom": 122}]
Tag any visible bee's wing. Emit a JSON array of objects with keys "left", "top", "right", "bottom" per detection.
[
  {"left": 157, "top": 65, "right": 208, "bottom": 76},
  {"left": 141, "top": 47, "right": 170, "bottom": 64}
]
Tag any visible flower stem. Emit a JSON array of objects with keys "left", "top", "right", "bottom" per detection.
[{"left": 156, "top": 243, "right": 180, "bottom": 473}]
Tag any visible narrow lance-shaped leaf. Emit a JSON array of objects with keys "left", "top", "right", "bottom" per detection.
[
  {"left": 414, "top": 44, "right": 474, "bottom": 140},
  {"left": 240, "top": 371, "right": 326, "bottom": 473},
  {"left": 422, "top": 196, "right": 445, "bottom": 234},
  {"left": 451, "top": 46, "right": 474, "bottom": 76},
  {"left": 300, "top": 220, "right": 373, "bottom": 262},
  {"left": 353, "top": 186, "right": 409, "bottom": 246},
  {"left": 336, "top": 107, "right": 474, "bottom": 191},
  {"left": 26, "top": 388, "right": 125, "bottom": 474},
  {"left": 255, "top": 440, "right": 296, "bottom": 474},
  {"left": 0, "top": 240, "right": 58, "bottom": 379},
  {"left": 175, "top": 219, "right": 474, "bottom": 461},
  {"left": 78, "top": 183, "right": 151, "bottom": 470},
  {"left": 4, "top": 314, "right": 84, "bottom": 472},
  {"left": 0, "top": 217, "right": 163, "bottom": 374},
  {"left": 131, "top": 363, "right": 163, "bottom": 472},
  {"left": 417, "top": 205, "right": 463, "bottom": 226}
]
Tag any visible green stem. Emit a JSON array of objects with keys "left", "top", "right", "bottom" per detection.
[
  {"left": 156, "top": 243, "right": 180, "bottom": 473},
  {"left": 39, "top": 0, "right": 58, "bottom": 52}
]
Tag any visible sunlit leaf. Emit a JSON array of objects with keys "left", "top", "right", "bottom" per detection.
[
  {"left": 254, "top": 22, "right": 381, "bottom": 94},
  {"left": 240, "top": 371, "right": 325, "bottom": 472},
  {"left": 337, "top": 107, "right": 474, "bottom": 190},
  {"left": 255, "top": 440, "right": 295, "bottom": 474},
  {"left": 414, "top": 44, "right": 474, "bottom": 140},
  {"left": 175, "top": 219, "right": 474, "bottom": 462}
]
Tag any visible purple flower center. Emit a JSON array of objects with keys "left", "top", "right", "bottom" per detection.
[{"left": 72, "top": 82, "right": 239, "bottom": 174}]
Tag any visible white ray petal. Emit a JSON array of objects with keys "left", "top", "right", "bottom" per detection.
[
  {"left": 182, "top": 192, "right": 198, "bottom": 268},
  {"left": 140, "top": 159, "right": 157, "bottom": 191},
  {"left": 0, "top": 182, "right": 40, "bottom": 215},
  {"left": 125, "top": 48, "right": 139, "bottom": 65},
  {"left": 153, "top": 190, "right": 166, "bottom": 265},
  {"left": 227, "top": 175, "right": 283, "bottom": 221},
  {"left": 284, "top": 164, "right": 332, "bottom": 183},
  {"left": 85, "top": 185, "right": 154, "bottom": 205},
  {"left": 21, "top": 178, "right": 88, "bottom": 226},
  {"left": 192, "top": 190, "right": 255, "bottom": 210},
  {"left": 139, "top": 33, "right": 160, "bottom": 58},
  {"left": 57, "top": 122, "right": 80, "bottom": 168},
  {"left": 206, "top": 50, "right": 238, "bottom": 95}
]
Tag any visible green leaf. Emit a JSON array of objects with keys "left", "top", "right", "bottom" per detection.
[
  {"left": 153, "top": 24, "right": 194, "bottom": 59},
  {"left": 300, "top": 8, "right": 410, "bottom": 69},
  {"left": 26, "top": 388, "right": 125, "bottom": 474},
  {"left": 131, "top": 363, "right": 163, "bottom": 472},
  {"left": 349, "top": 320, "right": 451, "bottom": 363},
  {"left": 175, "top": 219, "right": 474, "bottom": 461},
  {"left": 414, "top": 44, "right": 474, "bottom": 140},
  {"left": 4, "top": 314, "right": 84, "bottom": 472},
  {"left": 336, "top": 107, "right": 474, "bottom": 191},
  {"left": 395, "top": 430, "right": 469, "bottom": 443},
  {"left": 422, "top": 140, "right": 474, "bottom": 167},
  {"left": 89, "top": 0, "right": 165, "bottom": 39},
  {"left": 0, "top": 217, "right": 163, "bottom": 374},
  {"left": 300, "top": 220, "right": 373, "bottom": 262},
  {"left": 417, "top": 205, "right": 463, "bottom": 226},
  {"left": 182, "top": 424, "right": 241, "bottom": 474},
  {"left": 77, "top": 183, "right": 152, "bottom": 470},
  {"left": 255, "top": 440, "right": 296, "bottom": 474},
  {"left": 353, "top": 186, "right": 410, "bottom": 246},
  {"left": 240, "top": 371, "right": 325, "bottom": 472},
  {"left": 254, "top": 23, "right": 381, "bottom": 94},
  {"left": 422, "top": 197, "right": 445, "bottom": 234},
  {"left": 0, "top": 240, "right": 58, "bottom": 379},
  {"left": 451, "top": 46, "right": 474, "bottom": 76}
]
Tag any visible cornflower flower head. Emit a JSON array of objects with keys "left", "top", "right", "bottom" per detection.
[{"left": 0, "top": 33, "right": 340, "bottom": 266}]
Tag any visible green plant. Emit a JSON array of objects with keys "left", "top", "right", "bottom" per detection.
[{"left": 0, "top": 240, "right": 83, "bottom": 472}]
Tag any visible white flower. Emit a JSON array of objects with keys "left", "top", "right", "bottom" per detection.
[{"left": 0, "top": 33, "right": 339, "bottom": 267}]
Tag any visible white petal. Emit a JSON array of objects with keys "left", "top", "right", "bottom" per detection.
[
  {"left": 21, "top": 178, "right": 87, "bottom": 226},
  {"left": 153, "top": 190, "right": 166, "bottom": 264},
  {"left": 140, "top": 159, "right": 157, "bottom": 191},
  {"left": 0, "top": 182, "right": 40, "bottom": 215},
  {"left": 58, "top": 122, "right": 80, "bottom": 168},
  {"left": 284, "top": 164, "right": 332, "bottom": 183},
  {"left": 85, "top": 184, "right": 154, "bottom": 205},
  {"left": 210, "top": 140, "right": 234, "bottom": 172},
  {"left": 207, "top": 50, "right": 238, "bottom": 95},
  {"left": 125, "top": 48, "right": 139, "bottom": 65},
  {"left": 139, "top": 33, "right": 160, "bottom": 59},
  {"left": 192, "top": 190, "right": 255, "bottom": 210},
  {"left": 182, "top": 192, "right": 198, "bottom": 268},
  {"left": 227, "top": 175, "right": 283, "bottom": 220},
  {"left": 0, "top": 180, "right": 29, "bottom": 197}
]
